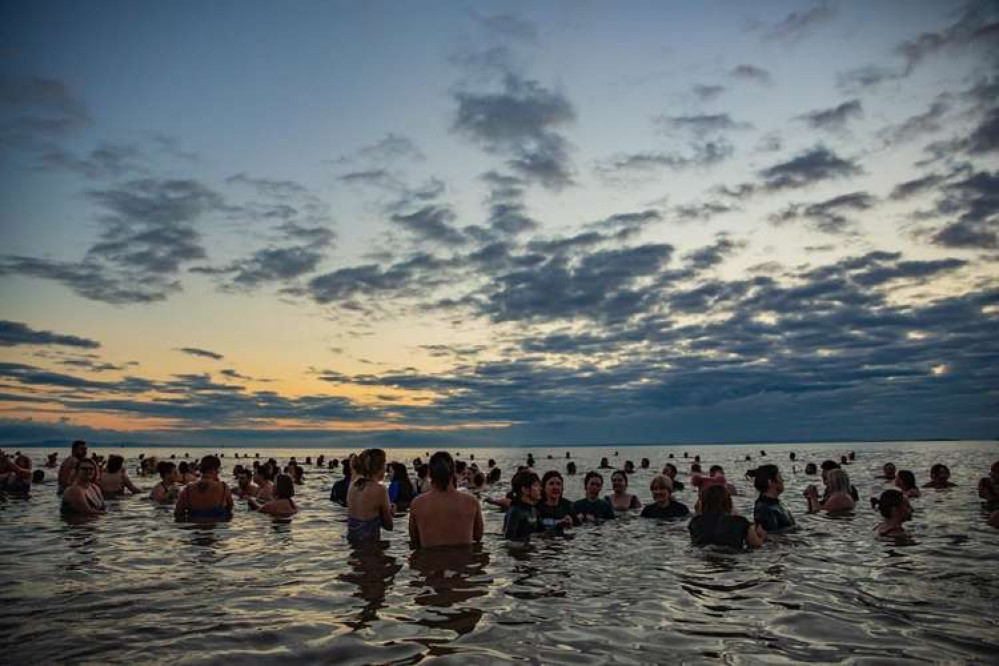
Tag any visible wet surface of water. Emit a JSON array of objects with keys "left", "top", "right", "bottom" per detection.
[{"left": 2, "top": 441, "right": 998, "bottom": 664}]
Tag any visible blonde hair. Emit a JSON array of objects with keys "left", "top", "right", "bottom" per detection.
[
  {"left": 826, "top": 468, "right": 851, "bottom": 495},
  {"left": 650, "top": 475, "right": 673, "bottom": 492},
  {"left": 352, "top": 448, "right": 386, "bottom": 480}
]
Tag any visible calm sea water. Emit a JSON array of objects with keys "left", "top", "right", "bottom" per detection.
[{"left": 2, "top": 440, "right": 998, "bottom": 664}]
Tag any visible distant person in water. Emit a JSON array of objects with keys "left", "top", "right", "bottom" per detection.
[
  {"left": 174, "top": 456, "right": 233, "bottom": 522},
  {"left": 805, "top": 469, "right": 855, "bottom": 513},
  {"left": 804, "top": 462, "right": 817, "bottom": 475},
  {"left": 330, "top": 456, "right": 353, "bottom": 506},
  {"left": 599, "top": 457, "right": 612, "bottom": 469},
  {"left": 45, "top": 453, "right": 58, "bottom": 469},
  {"left": 504, "top": 470, "right": 542, "bottom": 540},
  {"left": 624, "top": 460, "right": 635, "bottom": 474},
  {"left": 98, "top": 455, "right": 141, "bottom": 497},
  {"left": 61, "top": 458, "right": 106, "bottom": 516},
  {"left": 573, "top": 471, "right": 615, "bottom": 522},
  {"left": 872, "top": 489, "right": 912, "bottom": 537},
  {"left": 923, "top": 463, "right": 956, "bottom": 489},
  {"left": 151, "top": 461, "right": 180, "bottom": 504},
  {"left": 878, "top": 463, "right": 897, "bottom": 481},
  {"left": 249, "top": 473, "right": 297, "bottom": 517},
  {"left": 537, "top": 470, "right": 577, "bottom": 532},
  {"left": 819, "top": 461, "right": 859, "bottom": 502},
  {"left": 409, "top": 452, "right": 483, "bottom": 548},
  {"left": 607, "top": 470, "right": 642, "bottom": 511},
  {"left": 895, "top": 470, "right": 920, "bottom": 498},
  {"left": 234, "top": 469, "right": 259, "bottom": 500},
  {"left": 347, "top": 449, "right": 393, "bottom": 542},
  {"left": 387, "top": 462, "right": 416, "bottom": 511},
  {"left": 641, "top": 476, "right": 689, "bottom": 520},
  {"left": 59, "top": 440, "right": 89, "bottom": 493},
  {"left": 662, "top": 463, "right": 684, "bottom": 491},
  {"left": 566, "top": 461, "right": 577, "bottom": 476},
  {"left": 753, "top": 464, "right": 795, "bottom": 533},
  {"left": 978, "top": 461, "right": 999, "bottom": 507},
  {"left": 689, "top": 485, "right": 765, "bottom": 549}
]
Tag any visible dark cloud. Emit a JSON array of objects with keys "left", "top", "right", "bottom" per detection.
[
  {"left": 475, "top": 13, "right": 538, "bottom": 43},
  {"left": 769, "top": 191, "right": 876, "bottom": 235},
  {"left": 729, "top": 64, "right": 773, "bottom": 85},
  {"left": 596, "top": 140, "right": 733, "bottom": 180},
  {"left": 176, "top": 347, "right": 224, "bottom": 361},
  {"left": 306, "top": 253, "right": 450, "bottom": 305},
  {"left": 890, "top": 173, "right": 947, "bottom": 200},
  {"left": 836, "top": 65, "right": 903, "bottom": 92},
  {"left": 57, "top": 358, "right": 125, "bottom": 373},
  {"left": 149, "top": 133, "right": 199, "bottom": 163},
  {"left": 692, "top": 84, "right": 726, "bottom": 101},
  {"left": 759, "top": 2, "right": 836, "bottom": 43},
  {"left": 755, "top": 132, "right": 782, "bottom": 153},
  {"left": 795, "top": 99, "right": 863, "bottom": 131},
  {"left": 682, "top": 235, "right": 745, "bottom": 271},
  {"left": 452, "top": 72, "right": 576, "bottom": 189},
  {"left": 38, "top": 142, "right": 146, "bottom": 179},
  {"left": 225, "top": 173, "right": 308, "bottom": 199},
  {"left": 0, "top": 74, "right": 91, "bottom": 150},
  {"left": 879, "top": 98, "right": 951, "bottom": 146},
  {"left": 964, "top": 107, "right": 999, "bottom": 155},
  {"left": 337, "top": 168, "right": 404, "bottom": 190},
  {"left": 0, "top": 255, "right": 174, "bottom": 304},
  {"left": 925, "top": 169, "right": 999, "bottom": 250},
  {"left": 335, "top": 132, "right": 425, "bottom": 165},
  {"left": 655, "top": 113, "right": 752, "bottom": 136},
  {"left": 671, "top": 201, "right": 738, "bottom": 223},
  {"left": 896, "top": 0, "right": 999, "bottom": 74},
  {"left": 480, "top": 171, "right": 537, "bottom": 237},
  {"left": 0, "top": 320, "right": 100, "bottom": 349},
  {"left": 390, "top": 205, "right": 466, "bottom": 245},
  {"left": 758, "top": 146, "right": 862, "bottom": 191}
]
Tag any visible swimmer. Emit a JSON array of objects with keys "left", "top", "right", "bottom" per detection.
[
  {"left": 150, "top": 461, "right": 180, "bottom": 503},
  {"left": 414, "top": 464, "right": 431, "bottom": 494},
  {"left": 804, "top": 469, "right": 855, "bottom": 513},
  {"left": 329, "top": 457, "right": 352, "bottom": 506},
  {"left": 98, "top": 455, "right": 141, "bottom": 497},
  {"left": 346, "top": 449, "right": 393, "bottom": 542},
  {"left": 45, "top": 453, "right": 58, "bottom": 469},
  {"left": 565, "top": 461, "right": 577, "bottom": 476},
  {"left": 572, "top": 471, "right": 615, "bottom": 522},
  {"left": 409, "top": 451, "right": 483, "bottom": 548},
  {"left": 486, "top": 467, "right": 502, "bottom": 485},
  {"left": 923, "top": 463, "right": 956, "bottom": 489},
  {"left": 641, "top": 476, "right": 690, "bottom": 519},
  {"left": 753, "top": 464, "right": 795, "bottom": 533},
  {"left": 599, "top": 457, "right": 612, "bottom": 469},
  {"left": 624, "top": 460, "right": 635, "bottom": 474},
  {"left": 689, "top": 485, "right": 765, "bottom": 549},
  {"left": 248, "top": 473, "right": 297, "bottom": 516},
  {"left": 503, "top": 470, "right": 542, "bottom": 540},
  {"left": 58, "top": 440, "right": 89, "bottom": 493},
  {"left": 976, "top": 461, "right": 999, "bottom": 506},
  {"left": 61, "top": 459, "right": 106, "bottom": 516},
  {"left": 537, "top": 470, "right": 577, "bottom": 531},
  {"left": 254, "top": 463, "right": 276, "bottom": 502},
  {"left": 607, "top": 469, "right": 642, "bottom": 511},
  {"left": 234, "top": 469, "right": 259, "bottom": 500},
  {"left": 387, "top": 462, "right": 416, "bottom": 510},
  {"left": 662, "top": 463, "right": 685, "bottom": 491},
  {"left": 878, "top": 462, "right": 897, "bottom": 481},
  {"left": 872, "top": 489, "right": 912, "bottom": 537},
  {"left": 804, "top": 462, "right": 818, "bottom": 475},
  {"left": 894, "top": 470, "right": 921, "bottom": 498},
  {"left": 173, "top": 456, "right": 234, "bottom": 522}
]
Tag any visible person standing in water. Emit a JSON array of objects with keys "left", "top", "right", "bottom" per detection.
[
  {"left": 537, "top": 470, "right": 577, "bottom": 531},
  {"left": 689, "top": 485, "right": 764, "bottom": 549},
  {"left": 173, "top": 455, "right": 233, "bottom": 522},
  {"left": 346, "top": 449, "right": 393, "bottom": 543},
  {"left": 572, "top": 471, "right": 616, "bottom": 522},
  {"left": 98, "top": 454, "right": 141, "bottom": 497},
  {"left": 409, "top": 451, "right": 483, "bottom": 548},
  {"left": 872, "top": 489, "right": 913, "bottom": 537},
  {"left": 606, "top": 469, "right": 642, "bottom": 511},
  {"left": 58, "top": 440, "right": 90, "bottom": 493},
  {"left": 61, "top": 458, "right": 106, "bottom": 517},
  {"left": 641, "top": 476, "right": 689, "bottom": 519},
  {"left": 753, "top": 464, "right": 796, "bottom": 533},
  {"left": 504, "top": 470, "right": 542, "bottom": 540}
]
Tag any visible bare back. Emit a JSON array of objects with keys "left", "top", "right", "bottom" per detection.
[{"left": 409, "top": 488, "right": 483, "bottom": 548}]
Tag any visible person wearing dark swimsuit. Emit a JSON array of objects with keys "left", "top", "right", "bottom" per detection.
[{"left": 174, "top": 455, "right": 233, "bottom": 522}]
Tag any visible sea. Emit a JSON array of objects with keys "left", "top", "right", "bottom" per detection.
[{"left": 2, "top": 440, "right": 997, "bottom": 665}]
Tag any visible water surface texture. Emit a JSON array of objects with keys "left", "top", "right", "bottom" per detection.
[{"left": 2, "top": 441, "right": 997, "bottom": 664}]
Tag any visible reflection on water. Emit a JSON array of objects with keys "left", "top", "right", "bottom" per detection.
[{"left": 0, "top": 441, "right": 997, "bottom": 663}]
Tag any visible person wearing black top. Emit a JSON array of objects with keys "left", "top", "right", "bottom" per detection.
[
  {"left": 689, "top": 485, "right": 765, "bottom": 549},
  {"left": 753, "top": 464, "right": 796, "bottom": 533},
  {"left": 329, "top": 456, "right": 352, "bottom": 506},
  {"left": 504, "top": 470, "right": 542, "bottom": 540},
  {"left": 662, "top": 463, "right": 685, "bottom": 491},
  {"left": 537, "top": 470, "right": 578, "bottom": 531},
  {"left": 572, "top": 471, "right": 616, "bottom": 522},
  {"left": 641, "top": 475, "right": 689, "bottom": 519}
]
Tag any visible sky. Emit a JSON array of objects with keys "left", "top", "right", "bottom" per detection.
[{"left": 0, "top": 0, "right": 997, "bottom": 447}]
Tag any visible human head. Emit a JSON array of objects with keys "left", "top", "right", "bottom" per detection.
[
  {"left": 156, "top": 461, "right": 176, "bottom": 481},
  {"left": 826, "top": 468, "right": 851, "bottom": 495},
  {"left": 872, "top": 488, "right": 911, "bottom": 522},
  {"left": 650, "top": 475, "right": 673, "bottom": 504},
  {"left": 75, "top": 458, "right": 98, "bottom": 482},
  {"left": 820, "top": 460, "right": 840, "bottom": 483},
  {"left": 583, "top": 471, "right": 603, "bottom": 498},
  {"left": 354, "top": 448, "right": 387, "bottom": 480},
  {"left": 611, "top": 470, "right": 629, "bottom": 493},
  {"left": 541, "top": 470, "right": 564, "bottom": 503},
  {"left": 455, "top": 460, "right": 467, "bottom": 475},
  {"left": 753, "top": 464, "right": 783, "bottom": 495},
  {"left": 709, "top": 465, "right": 724, "bottom": 476},
  {"left": 566, "top": 461, "right": 577, "bottom": 475},
  {"left": 106, "top": 454, "right": 124, "bottom": 474},
  {"left": 991, "top": 460, "right": 999, "bottom": 479},
  {"left": 199, "top": 455, "right": 221, "bottom": 476},
  {"left": 71, "top": 440, "right": 87, "bottom": 460},
  {"left": 472, "top": 471, "right": 485, "bottom": 488},
  {"left": 895, "top": 470, "right": 917, "bottom": 491},
  {"left": 664, "top": 463, "right": 678, "bottom": 479},
  {"left": 236, "top": 469, "right": 253, "bottom": 487},
  {"left": 930, "top": 463, "right": 950, "bottom": 484},
  {"left": 511, "top": 470, "right": 541, "bottom": 504},
  {"left": 882, "top": 462, "right": 897, "bottom": 478},
  {"left": 690, "top": 463, "right": 702, "bottom": 474},
  {"left": 599, "top": 457, "right": 609, "bottom": 468},
  {"left": 32, "top": 469, "right": 44, "bottom": 484},
  {"left": 805, "top": 462, "right": 817, "bottom": 475},
  {"left": 274, "top": 473, "right": 295, "bottom": 500},
  {"left": 701, "top": 485, "right": 733, "bottom": 514},
  {"left": 428, "top": 451, "right": 456, "bottom": 491}
]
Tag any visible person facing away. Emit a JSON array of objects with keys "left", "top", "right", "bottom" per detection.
[
  {"left": 173, "top": 455, "right": 234, "bottom": 522},
  {"left": 330, "top": 456, "right": 353, "bottom": 506},
  {"left": 753, "top": 464, "right": 796, "bottom": 533},
  {"left": 804, "top": 468, "right": 855, "bottom": 513},
  {"left": 150, "top": 461, "right": 180, "bottom": 504},
  {"left": 689, "top": 485, "right": 765, "bottom": 549},
  {"left": 98, "top": 454, "right": 141, "bottom": 497},
  {"left": 409, "top": 451, "right": 484, "bottom": 548},
  {"left": 503, "top": 470, "right": 542, "bottom": 540},
  {"left": 58, "top": 440, "right": 90, "bottom": 493},
  {"left": 249, "top": 473, "right": 297, "bottom": 517},
  {"left": 641, "top": 475, "right": 690, "bottom": 519},
  {"left": 872, "top": 488, "right": 913, "bottom": 537},
  {"left": 537, "top": 470, "right": 578, "bottom": 531},
  {"left": 572, "top": 471, "right": 616, "bottom": 522},
  {"left": 895, "top": 470, "right": 921, "bottom": 498},
  {"left": 346, "top": 448, "right": 393, "bottom": 542}
]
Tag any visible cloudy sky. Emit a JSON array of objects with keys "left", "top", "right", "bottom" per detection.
[{"left": 1, "top": 1, "right": 997, "bottom": 447}]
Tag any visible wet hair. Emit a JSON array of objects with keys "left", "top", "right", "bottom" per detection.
[
  {"left": 930, "top": 463, "right": 948, "bottom": 477},
  {"left": 826, "top": 469, "right": 851, "bottom": 495},
  {"left": 883, "top": 462, "right": 897, "bottom": 473},
  {"left": 896, "top": 470, "right": 917, "bottom": 491},
  {"left": 871, "top": 488, "right": 905, "bottom": 518},
  {"left": 709, "top": 465, "right": 724, "bottom": 476},
  {"left": 541, "top": 470, "right": 564, "bottom": 497},
  {"left": 178, "top": 461, "right": 190, "bottom": 474},
  {"left": 156, "top": 461, "right": 176, "bottom": 479},
  {"left": 664, "top": 463, "right": 678, "bottom": 477},
  {"left": 611, "top": 469, "right": 629, "bottom": 488},
  {"left": 511, "top": 470, "right": 540, "bottom": 500},
  {"left": 106, "top": 454, "right": 124, "bottom": 474},
  {"left": 690, "top": 463, "right": 702, "bottom": 474},
  {"left": 624, "top": 460, "right": 635, "bottom": 473},
  {"left": 428, "top": 451, "right": 455, "bottom": 491},
  {"left": 71, "top": 440, "right": 86, "bottom": 454},
  {"left": 804, "top": 462, "right": 818, "bottom": 475},
  {"left": 389, "top": 462, "right": 415, "bottom": 498},
  {"left": 472, "top": 472, "right": 485, "bottom": 487},
  {"left": 274, "top": 473, "right": 295, "bottom": 499},
  {"left": 650, "top": 475, "right": 673, "bottom": 492},
  {"left": 257, "top": 462, "right": 276, "bottom": 482},
  {"left": 353, "top": 449, "right": 386, "bottom": 479},
  {"left": 701, "top": 485, "right": 733, "bottom": 514},
  {"left": 32, "top": 469, "right": 44, "bottom": 483},
  {"left": 821, "top": 460, "right": 840, "bottom": 472},
  {"left": 753, "top": 464, "right": 780, "bottom": 493},
  {"left": 199, "top": 455, "right": 221, "bottom": 474},
  {"left": 583, "top": 470, "right": 603, "bottom": 489},
  {"left": 487, "top": 459, "right": 496, "bottom": 468},
  {"left": 455, "top": 460, "right": 467, "bottom": 474},
  {"left": 487, "top": 467, "right": 501, "bottom": 484},
  {"left": 566, "top": 461, "right": 577, "bottom": 475}
]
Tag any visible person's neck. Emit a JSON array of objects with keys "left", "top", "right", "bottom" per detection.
[
  {"left": 545, "top": 496, "right": 560, "bottom": 506},
  {"left": 765, "top": 488, "right": 780, "bottom": 500},
  {"left": 657, "top": 498, "right": 671, "bottom": 507}
]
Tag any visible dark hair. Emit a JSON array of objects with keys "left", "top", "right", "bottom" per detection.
[
  {"left": 199, "top": 455, "right": 221, "bottom": 474},
  {"left": 415, "top": 463, "right": 429, "bottom": 479},
  {"left": 156, "top": 461, "right": 176, "bottom": 479},
  {"left": 455, "top": 460, "right": 467, "bottom": 474},
  {"left": 805, "top": 462, "right": 817, "bottom": 475},
  {"left": 428, "top": 451, "right": 455, "bottom": 491},
  {"left": 753, "top": 464, "right": 780, "bottom": 493},
  {"left": 896, "top": 470, "right": 917, "bottom": 491},
  {"left": 472, "top": 472, "right": 485, "bottom": 487},
  {"left": 709, "top": 465, "right": 723, "bottom": 475},
  {"left": 487, "top": 467, "right": 501, "bottom": 484},
  {"left": 701, "top": 485, "right": 733, "bottom": 514},
  {"left": 611, "top": 469, "right": 628, "bottom": 487},
  {"left": 274, "top": 473, "right": 295, "bottom": 499},
  {"left": 178, "top": 461, "right": 189, "bottom": 474},
  {"left": 487, "top": 458, "right": 496, "bottom": 468},
  {"left": 32, "top": 469, "right": 44, "bottom": 483},
  {"left": 930, "top": 463, "right": 948, "bottom": 477},
  {"left": 566, "top": 461, "right": 577, "bottom": 475},
  {"left": 352, "top": 449, "right": 386, "bottom": 481},
  {"left": 389, "top": 461, "right": 415, "bottom": 498},
  {"left": 871, "top": 488, "right": 905, "bottom": 518},
  {"left": 258, "top": 462, "right": 276, "bottom": 482},
  {"left": 541, "top": 470, "right": 564, "bottom": 497},
  {"left": 584, "top": 470, "right": 603, "bottom": 487},
  {"left": 664, "top": 463, "right": 677, "bottom": 476},
  {"left": 71, "top": 440, "right": 86, "bottom": 453},
  {"left": 106, "top": 454, "right": 124, "bottom": 474},
  {"left": 511, "top": 470, "right": 539, "bottom": 500},
  {"left": 821, "top": 460, "right": 840, "bottom": 472}
]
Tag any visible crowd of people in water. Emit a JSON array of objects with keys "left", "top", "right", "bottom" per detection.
[{"left": 1, "top": 440, "right": 997, "bottom": 550}]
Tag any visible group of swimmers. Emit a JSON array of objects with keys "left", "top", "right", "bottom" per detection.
[{"left": 3, "top": 441, "right": 997, "bottom": 549}]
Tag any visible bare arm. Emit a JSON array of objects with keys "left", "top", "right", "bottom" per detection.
[
  {"left": 124, "top": 472, "right": 141, "bottom": 494},
  {"left": 408, "top": 510, "right": 421, "bottom": 547},
  {"left": 379, "top": 487, "right": 394, "bottom": 531},
  {"left": 173, "top": 486, "right": 189, "bottom": 520},
  {"left": 64, "top": 487, "right": 105, "bottom": 515},
  {"left": 746, "top": 523, "right": 765, "bottom": 548},
  {"left": 473, "top": 503, "right": 484, "bottom": 542}
]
